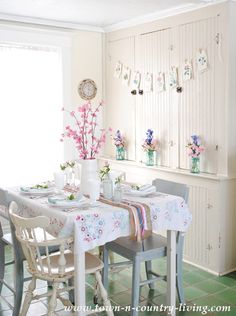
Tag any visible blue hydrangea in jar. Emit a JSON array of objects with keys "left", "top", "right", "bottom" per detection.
[
  {"left": 113, "top": 130, "right": 126, "bottom": 160},
  {"left": 142, "top": 129, "right": 158, "bottom": 166},
  {"left": 186, "top": 135, "right": 205, "bottom": 174}
]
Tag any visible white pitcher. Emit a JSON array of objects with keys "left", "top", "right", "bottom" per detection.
[{"left": 78, "top": 159, "right": 99, "bottom": 195}]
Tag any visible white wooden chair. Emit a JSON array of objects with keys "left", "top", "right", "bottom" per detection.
[
  {"left": 9, "top": 201, "right": 114, "bottom": 316},
  {"left": 0, "top": 188, "right": 34, "bottom": 316}
]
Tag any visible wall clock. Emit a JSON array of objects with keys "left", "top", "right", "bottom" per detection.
[{"left": 78, "top": 79, "right": 97, "bottom": 100}]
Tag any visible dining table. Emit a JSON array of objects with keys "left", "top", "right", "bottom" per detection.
[{"left": 7, "top": 185, "right": 192, "bottom": 316}]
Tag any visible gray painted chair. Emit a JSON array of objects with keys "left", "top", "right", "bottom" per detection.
[{"left": 102, "top": 179, "right": 189, "bottom": 316}]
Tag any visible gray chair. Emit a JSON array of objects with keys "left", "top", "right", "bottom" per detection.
[{"left": 102, "top": 179, "right": 189, "bottom": 316}]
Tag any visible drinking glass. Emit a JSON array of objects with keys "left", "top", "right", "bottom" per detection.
[
  {"left": 53, "top": 172, "right": 65, "bottom": 190},
  {"left": 88, "top": 179, "right": 101, "bottom": 205}
]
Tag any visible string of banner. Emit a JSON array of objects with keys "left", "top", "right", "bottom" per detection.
[{"left": 113, "top": 48, "right": 209, "bottom": 95}]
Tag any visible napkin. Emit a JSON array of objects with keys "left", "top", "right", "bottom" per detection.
[
  {"left": 122, "top": 183, "right": 156, "bottom": 196},
  {"left": 48, "top": 194, "right": 86, "bottom": 206}
]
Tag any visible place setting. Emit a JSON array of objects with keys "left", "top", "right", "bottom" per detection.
[{"left": 19, "top": 182, "right": 55, "bottom": 199}]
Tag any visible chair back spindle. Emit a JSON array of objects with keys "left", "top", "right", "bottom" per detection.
[{"left": 9, "top": 201, "right": 73, "bottom": 279}]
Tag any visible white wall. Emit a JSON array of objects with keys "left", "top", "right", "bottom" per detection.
[{"left": 63, "top": 30, "right": 103, "bottom": 161}]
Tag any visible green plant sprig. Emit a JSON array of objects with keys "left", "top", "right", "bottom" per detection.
[
  {"left": 60, "top": 161, "right": 75, "bottom": 171},
  {"left": 99, "top": 164, "right": 110, "bottom": 181},
  {"left": 67, "top": 194, "right": 75, "bottom": 200},
  {"left": 115, "top": 176, "right": 122, "bottom": 185},
  {"left": 31, "top": 184, "right": 48, "bottom": 189}
]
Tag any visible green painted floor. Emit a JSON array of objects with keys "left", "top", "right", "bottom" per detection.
[{"left": 0, "top": 246, "right": 235, "bottom": 315}]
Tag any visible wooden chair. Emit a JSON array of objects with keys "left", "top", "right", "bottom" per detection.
[
  {"left": 9, "top": 201, "right": 113, "bottom": 316},
  {"left": 102, "top": 179, "right": 189, "bottom": 316},
  {"left": 0, "top": 188, "right": 33, "bottom": 316}
]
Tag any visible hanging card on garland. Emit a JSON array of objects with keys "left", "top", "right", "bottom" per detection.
[
  {"left": 143, "top": 72, "right": 153, "bottom": 92},
  {"left": 156, "top": 72, "right": 165, "bottom": 92},
  {"left": 122, "top": 66, "right": 131, "bottom": 86},
  {"left": 114, "top": 61, "right": 123, "bottom": 78},
  {"left": 169, "top": 67, "right": 178, "bottom": 88},
  {"left": 132, "top": 71, "right": 141, "bottom": 90},
  {"left": 196, "top": 49, "right": 208, "bottom": 73},
  {"left": 182, "top": 60, "right": 193, "bottom": 81}
]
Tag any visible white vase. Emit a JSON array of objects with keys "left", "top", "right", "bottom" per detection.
[{"left": 78, "top": 159, "right": 99, "bottom": 195}]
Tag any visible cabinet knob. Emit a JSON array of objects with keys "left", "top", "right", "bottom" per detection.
[
  {"left": 176, "top": 86, "right": 183, "bottom": 93},
  {"left": 206, "top": 244, "right": 213, "bottom": 251}
]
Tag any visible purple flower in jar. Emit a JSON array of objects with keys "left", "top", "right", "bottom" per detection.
[
  {"left": 145, "top": 129, "right": 154, "bottom": 145},
  {"left": 113, "top": 130, "right": 125, "bottom": 148},
  {"left": 191, "top": 135, "right": 200, "bottom": 146}
]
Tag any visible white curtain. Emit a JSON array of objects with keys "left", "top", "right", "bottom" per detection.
[{"left": 0, "top": 44, "right": 63, "bottom": 186}]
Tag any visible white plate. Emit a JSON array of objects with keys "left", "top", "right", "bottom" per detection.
[
  {"left": 47, "top": 195, "right": 88, "bottom": 208},
  {"left": 20, "top": 186, "right": 54, "bottom": 195}
]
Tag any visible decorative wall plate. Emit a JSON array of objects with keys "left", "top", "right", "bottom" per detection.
[{"left": 78, "top": 79, "right": 97, "bottom": 100}]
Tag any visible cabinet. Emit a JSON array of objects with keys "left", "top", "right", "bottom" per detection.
[
  {"left": 105, "top": 11, "right": 227, "bottom": 175},
  {"left": 104, "top": 2, "right": 236, "bottom": 275},
  {"left": 99, "top": 157, "right": 236, "bottom": 275},
  {"left": 136, "top": 16, "right": 221, "bottom": 173},
  {"left": 184, "top": 185, "right": 220, "bottom": 273}
]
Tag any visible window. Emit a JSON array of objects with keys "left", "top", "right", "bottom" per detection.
[{"left": 0, "top": 44, "right": 63, "bottom": 186}]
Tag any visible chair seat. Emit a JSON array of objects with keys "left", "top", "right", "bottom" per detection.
[
  {"left": 2, "top": 233, "right": 13, "bottom": 245},
  {"left": 106, "top": 234, "right": 167, "bottom": 260},
  {"left": 35, "top": 251, "right": 104, "bottom": 276}
]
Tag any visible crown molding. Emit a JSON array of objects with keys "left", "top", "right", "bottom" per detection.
[
  {"left": 0, "top": 13, "right": 104, "bottom": 33},
  {"left": 0, "top": 0, "right": 229, "bottom": 34},
  {"left": 104, "top": 0, "right": 228, "bottom": 32}
]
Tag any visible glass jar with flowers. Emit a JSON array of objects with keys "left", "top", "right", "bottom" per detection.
[
  {"left": 99, "top": 162, "right": 113, "bottom": 199},
  {"left": 61, "top": 101, "right": 112, "bottom": 195},
  {"left": 113, "top": 130, "right": 126, "bottom": 160},
  {"left": 186, "top": 135, "right": 205, "bottom": 174},
  {"left": 60, "top": 161, "right": 76, "bottom": 185},
  {"left": 142, "top": 129, "right": 158, "bottom": 166},
  {"left": 113, "top": 176, "right": 123, "bottom": 203}
]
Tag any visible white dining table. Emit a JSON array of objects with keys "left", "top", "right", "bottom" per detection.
[{"left": 7, "top": 187, "right": 192, "bottom": 316}]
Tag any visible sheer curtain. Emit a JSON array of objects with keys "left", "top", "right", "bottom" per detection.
[{"left": 0, "top": 44, "right": 63, "bottom": 186}]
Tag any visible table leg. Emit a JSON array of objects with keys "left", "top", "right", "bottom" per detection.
[
  {"left": 167, "top": 230, "right": 176, "bottom": 316},
  {"left": 74, "top": 226, "right": 86, "bottom": 316}
]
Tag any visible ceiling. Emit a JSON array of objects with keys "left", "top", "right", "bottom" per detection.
[{"left": 0, "top": 0, "right": 226, "bottom": 32}]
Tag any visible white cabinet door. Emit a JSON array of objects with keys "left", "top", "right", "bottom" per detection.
[
  {"left": 136, "top": 28, "right": 173, "bottom": 167},
  {"left": 184, "top": 184, "right": 219, "bottom": 272},
  {"left": 177, "top": 16, "right": 220, "bottom": 174}
]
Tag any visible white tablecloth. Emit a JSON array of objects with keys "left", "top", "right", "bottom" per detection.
[{"left": 7, "top": 188, "right": 192, "bottom": 251}]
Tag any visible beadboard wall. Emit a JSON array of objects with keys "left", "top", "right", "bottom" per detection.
[
  {"left": 104, "top": 2, "right": 230, "bottom": 176},
  {"left": 103, "top": 2, "right": 236, "bottom": 275}
]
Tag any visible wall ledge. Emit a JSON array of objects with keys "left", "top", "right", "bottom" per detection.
[{"left": 99, "top": 156, "right": 232, "bottom": 181}]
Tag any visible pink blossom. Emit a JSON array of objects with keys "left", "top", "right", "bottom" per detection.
[{"left": 62, "top": 101, "right": 110, "bottom": 159}]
